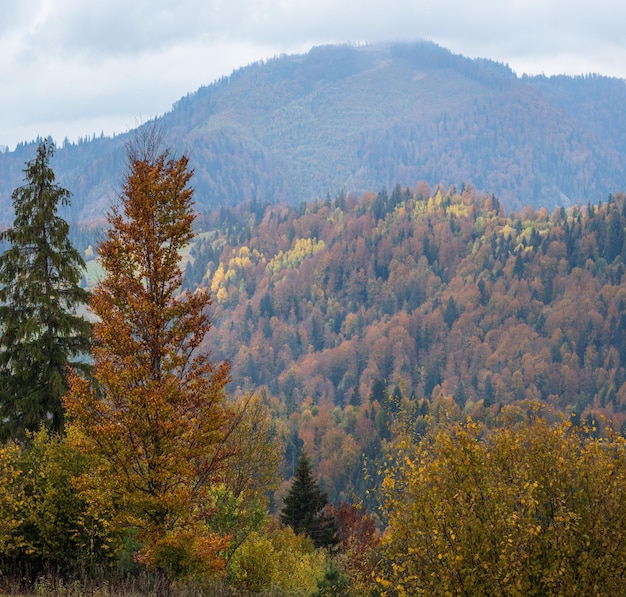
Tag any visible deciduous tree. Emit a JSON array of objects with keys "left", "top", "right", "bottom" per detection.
[
  {"left": 378, "top": 407, "right": 626, "bottom": 596},
  {"left": 0, "top": 428, "right": 113, "bottom": 579},
  {"left": 0, "top": 140, "right": 91, "bottom": 440},
  {"left": 208, "top": 392, "right": 283, "bottom": 552},
  {"left": 64, "top": 129, "right": 231, "bottom": 591},
  {"left": 228, "top": 525, "right": 326, "bottom": 595},
  {"left": 337, "top": 502, "right": 380, "bottom": 593}
]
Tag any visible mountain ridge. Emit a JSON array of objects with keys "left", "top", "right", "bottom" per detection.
[{"left": 1, "top": 41, "right": 625, "bottom": 225}]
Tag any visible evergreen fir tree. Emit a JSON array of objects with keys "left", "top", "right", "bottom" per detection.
[
  {"left": 313, "top": 559, "right": 350, "bottom": 596},
  {"left": 0, "top": 140, "right": 91, "bottom": 440},
  {"left": 349, "top": 383, "right": 361, "bottom": 407},
  {"left": 483, "top": 375, "right": 495, "bottom": 408},
  {"left": 514, "top": 252, "right": 524, "bottom": 278},
  {"left": 280, "top": 451, "right": 338, "bottom": 549},
  {"left": 444, "top": 296, "right": 458, "bottom": 328}
]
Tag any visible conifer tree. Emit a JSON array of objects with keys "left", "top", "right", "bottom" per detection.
[
  {"left": 313, "top": 560, "right": 350, "bottom": 597},
  {"left": 0, "top": 140, "right": 90, "bottom": 441},
  {"left": 280, "top": 451, "right": 338, "bottom": 549}
]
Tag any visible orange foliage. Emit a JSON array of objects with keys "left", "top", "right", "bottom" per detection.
[{"left": 64, "top": 133, "right": 232, "bottom": 582}]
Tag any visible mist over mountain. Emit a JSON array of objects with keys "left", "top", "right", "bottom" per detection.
[{"left": 1, "top": 41, "right": 625, "bottom": 225}]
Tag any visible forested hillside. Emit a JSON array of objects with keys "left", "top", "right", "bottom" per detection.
[
  {"left": 1, "top": 41, "right": 626, "bottom": 224},
  {"left": 4, "top": 137, "right": 626, "bottom": 595},
  {"left": 184, "top": 184, "right": 626, "bottom": 502}
]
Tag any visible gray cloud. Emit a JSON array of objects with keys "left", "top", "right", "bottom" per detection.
[{"left": 1, "top": 0, "right": 625, "bottom": 149}]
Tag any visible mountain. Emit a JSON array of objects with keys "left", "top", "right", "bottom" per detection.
[{"left": 1, "top": 41, "right": 626, "bottom": 225}]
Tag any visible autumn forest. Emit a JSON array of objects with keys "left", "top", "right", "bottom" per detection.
[
  {"left": 197, "top": 182, "right": 626, "bottom": 498},
  {"left": 3, "top": 132, "right": 626, "bottom": 595}
]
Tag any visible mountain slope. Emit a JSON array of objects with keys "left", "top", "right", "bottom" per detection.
[
  {"left": 190, "top": 187, "right": 626, "bottom": 502},
  {"left": 1, "top": 41, "right": 626, "bottom": 225}
]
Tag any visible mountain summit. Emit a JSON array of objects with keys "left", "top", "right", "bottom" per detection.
[{"left": 1, "top": 41, "right": 625, "bottom": 223}]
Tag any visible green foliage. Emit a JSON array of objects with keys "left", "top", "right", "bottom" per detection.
[
  {"left": 227, "top": 531, "right": 276, "bottom": 593},
  {"left": 378, "top": 408, "right": 626, "bottom": 596},
  {"left": 16, "top": 428, "right": 110, "bottom": 570},
  {"left": 208, "top": 393, "right": 283, "bottom": 552},
  {"left": 0, "top": 427, "right": 114, "bottom": 580},
  {"left": 0, "top": 140, "right": 91, "bottom": 441},
  {"left": 313, "top": 559, "right": 350, "bottom": 597},
  {"left": 281, "top": 451, "right": 338, "bottom": 549},
  {"left": 0, "top": 442, "right": 24, "bottom": 559},
  {"left": 228, "top": 525, "right": 327, "bottom": 595}
]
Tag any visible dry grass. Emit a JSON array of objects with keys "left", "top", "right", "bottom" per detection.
[{"left": 0, "top": 573, "right": 230, "bottom": 596}]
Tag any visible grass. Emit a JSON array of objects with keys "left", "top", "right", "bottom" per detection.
[{"left": 0, "top": 570, "right": 231, "bottom": 597}]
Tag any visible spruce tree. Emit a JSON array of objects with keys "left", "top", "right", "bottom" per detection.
[
  {"left": 280, "top": 451, "right": 338, "bottom": 549},
  {"left": 0, "top": 140, "right": 91, "bottom": 441},
  {"left": 314, "top": 560, "right": 350, "bottom": 597}
]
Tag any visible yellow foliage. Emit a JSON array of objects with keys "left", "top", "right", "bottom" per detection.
[
  {"left": 267, "top": 237, "right": 326, "bottom": 273},
  {"left": 0, "top": 443, "right": 24, "bottom": 555},
  {"left": 227, "top": 531, "right": 277, "bottom": 592},
  {"left": 227, "top": 245, "right": 264, "bottom": 272},
  {"left": 211, "top": 263, "right": 225, "bottom": 294},
  {"left": 0, "top": 428, "right": 116, "bottom": 568},
  {"left": 209, "top": 246, "right": 265, "bottom": 303},
  {"left": 378, "top": 409, "right": 626, "bottom": 596},
  {"left": 228, "top": 525, "right": 326, "bottom": 595},
  {"left": 216, "top": 286, "right": 228, "bottom": 303}
]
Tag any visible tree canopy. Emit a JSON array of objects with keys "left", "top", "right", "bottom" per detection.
[
  {"left": 280, "top": 451, "right": 338, "bottom": 549},
  {"left": 0, "top": 140, "right": 90, "bottom": 441},
  {"left": 378, "top": 408, "right": 626, "bottom": 596},
  {"left": 184, "top": 186, "right": 626, "bottom": 504},
  {"left": 64, "top": 130, "right": 232, "bottom": 589}
]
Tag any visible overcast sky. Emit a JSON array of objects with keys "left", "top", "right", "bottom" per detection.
[{"left": 1, "top": 0, "right": 624, "bottom": 151}]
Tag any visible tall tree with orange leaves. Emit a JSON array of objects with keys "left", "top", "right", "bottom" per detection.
[{"left": 64, "top": 128, "right": 232, "bottom": 592}]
